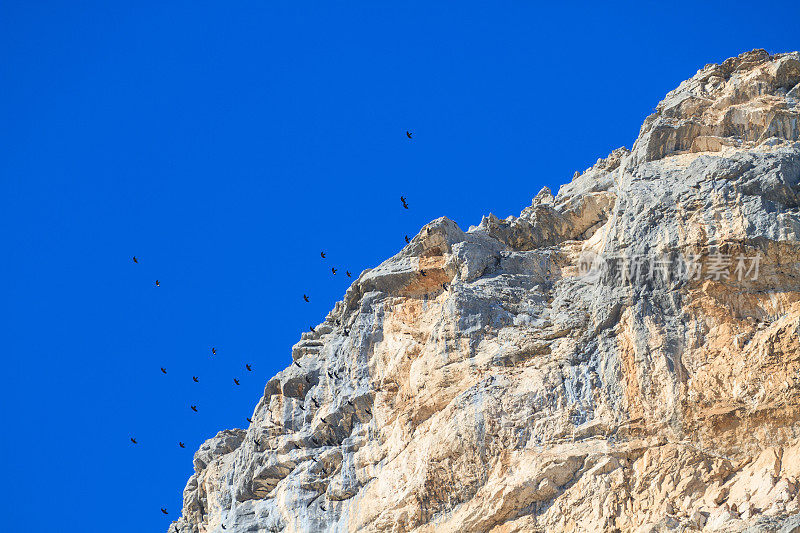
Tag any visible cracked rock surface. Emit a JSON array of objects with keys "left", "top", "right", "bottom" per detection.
[{"left": 171, "top": 50, "right": 800, "bottom": 532}]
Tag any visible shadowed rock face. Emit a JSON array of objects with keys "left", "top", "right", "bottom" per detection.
[{"left": 171, "top": 50, "right": 800, "bottom": 533}]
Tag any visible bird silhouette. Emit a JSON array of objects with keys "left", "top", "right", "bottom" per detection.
[
  {"left": 346, "top": 270, "right": 351, "bottom": 277},
  {"left": 190, "top": 405, "right": 198, "bottom": 412},
  {"left": 321, "top": 504, "right": 327, "bottom": 511},
  {"left": 211, "top": 347, "right": 216, "bottom": 355},
  {"left": 442, "top": 282, "right": 448, "bottom": 290},
  {"left": 327, "top": 371, "right": 334, "bottom": 379},
  {"left": 303, "top": 294, "right": 310, "bottom": 302},
  {"left": 247, "top": 417, "right": 253, "bottom": 423},
  {"left": 365, "top": 408, "right": 372, "bottom": 415},
  {"left": 132, "top": 256, "right": 138, "bottom": 263},
  {"left": 253, "top": 439, "right": 260, "bottom": 448},
  {"left": 155, "top": 280, "right": 160, "bottom": 287},
  {"left": 221, "top": 525, "right": 226, "bottom": 530},
  {"left": 161, "top": 508, "right": 168, "bottom": 515},
  {"left": 420, "top": 269, "right": 427, "bottom": 276},
  {"left": 160, "top": 367, "right": 167, "bottom": 374},
  {"left": 294, "top": 361, "right": 302, "bottom": 368},
  {"left": 130, "top": 437, "right": 137, "bottom": 444},
  {"left": 179, "top": 442, "right": 185, "bottom": 448},
  {"left": 406, "top": 131, "right": 413, "bottom": 139},
  {"left": 331, "top": 267, "right": 337, "bottom": 275},
  {"left": 320, "top": 251, "right": 326, "bottom": 258},
  {"left": 310, "top": 456, "right": 318, "bottom": 463},
  {"left": 246, "top": 364, "right": 252, "bottom": 371},
  {"left": 192, "top": 376, "right": 199, "bottom": 383},
  {"left": 298, "top": 405, "right": 305, "bottom": 411},
  {"left": 405, "top": 235, "right": 410, "bottom": 243},
  {"left": 234, "top": 378, "right": 240, "bottom": 385},
  {"left": 400, "top": 196, "right": 409, "bottom": 209},
  {"left": 309, "top": 325, "right": 315, "bottom": 332},
  {"left": 347, "top": 400, "right": 354, "bottom": 407},
  {"left": 321, "top": 416, "right": 329, "bottom": 424},
  {"left": 312, "top": 398, "right": 320, "bottom": 408}
]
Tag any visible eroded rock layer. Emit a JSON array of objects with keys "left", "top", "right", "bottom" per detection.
[{"left": 171, "top": 50, "right": 800, "bottom": 532}]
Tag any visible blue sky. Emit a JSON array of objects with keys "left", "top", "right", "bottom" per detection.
[{"left": 1, "top": 1, "right": 797, "bottom": 531}]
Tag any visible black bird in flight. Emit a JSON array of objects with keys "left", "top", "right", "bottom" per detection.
[
  {"left": 405, "top": 235, "right": 410, "bottom": 244},
  {"left": 347, "top": 400, "right": 354, "bottom": 407},
  {"left": 420, "top": 269, "right": 427, "bottom": 277},
  {"left": 247, "top": 417, "right": 253, "bottom": 423},
  {"left": 310, "top": 325, "right": 315, "bottom": 332},
  {"left": 132, "top": 256, "right": 138, "bottom": 264},
  {"left": 312, "top": 398, "right": 320, "bottom": 408},
  {"left": 327, "top": 371, "right": 334, "bottom": 379},
  {"left": 365, "top": 408, "right": 372, "bottom": 415},
  {"left": 303, "top": 294, "right": 310, "bottom": 302},
  {"left": 310, "top": 456, "right": 318, "bottom": 463},
  {"left": 192, "top": 376, "right": 199, "bottom": 383},
  {"left": 211, "top": 347, "right": 217, "bottom": 355},
  {"left": 331, "top": 267, "right": 337, "bottom": 275},
  {"left": 221, "top": 525, "right": 226, "bottom": 530},
  {"left": 155, "top": 280, "right": 160, "bottom": 287},
  {"left": 160, "top": 367, "right": 167, "bottom": 374},
  {"left": 294, "top": 361, "right": 302, "bottom": 368},
  {"left": 346, "top": 270, "right": 351, "bottom": 277},
  {"left": 246, "top": 364, "right": 252, "bottom": 371},
  {"left": 190, "top": 405, "right": 198, "bottom": 412},
  {"left": 179, "top": 442, "right": 185, "bottom": 448},
  {"left": 298, "top": 404, "right": 305, "bottom": 411},
  {"left": 234, "top": 378, "right": 240, "bottom": 385},
  {"left": 442, "top": 282, "right": 448, "bottom": 290},
  {"left": 161, "top": 508, "right": 168, "bottom": 515},
  {"left": 253, "top": 438, "right": 260, "bottom": 447},
  {"left": 320, "top": 251, "right": 326, "bottom": 259},
  {"left": 321, "top": 416, "right": 329, "bottom": 424},
  {"left": 406, "top": 131, "right": 413, "bottom": 139},
  {"left": 130, "top": 437, "right": 137, "bottom": 444},
  {"left": 400, "top": 196, "right": 409, "bottom": 209}
]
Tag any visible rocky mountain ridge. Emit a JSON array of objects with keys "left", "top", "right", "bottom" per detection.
[{"left": 171, "top": 49, "right": 800, "bottom": 532}]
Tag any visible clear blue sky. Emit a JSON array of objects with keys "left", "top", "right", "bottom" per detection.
[{"left": 1, "top": 1, "right": 797, "bottom": 531}]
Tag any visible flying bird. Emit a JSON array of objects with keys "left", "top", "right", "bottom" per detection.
[
  {"left": 320, "top": 251, "right": 326, "bottom": 259},
  {"left": 192, "top": 376, "right": 199, "bottom": 383},
  {"left": 161, "top": 508, "right": 168, "bottom": 515},
  {"left": 405, "top": 235, "right": 410, "bottom": 243},
  {"left": 303, "top": 294, "right": 310, "bottom": 302},
  {"left": 327, "top": 371, "right": 334, "bottom": 379},
  {"left": 247, "top": 417, "right": 253, "bottom": 423},
  {"left": 400, "top": 196, "right": 409, "bottom": 209},
  {"left": 346, "top": 270, "right": 351, "bottom": 277},
  {"left": 253, "top": 438, "right": 260, "bottom": 447},
  {"left": 132, "top": 256, "right": 138, "bottom": 263},
  {"left": 130, "top": 437, "right": 137, "bottom": 444},
  {"left": 442, "top": 282, "right": 448, "bottom": 290},
  {"left": 312, "top": 398, "right": 320, "bottom": 407},
  {"left": 211, "top": 347, "right": 217, "bottom": 355},
  {"left": 321, "top": 417, "right": 329, "bottom": 424},
  {"left": 294, "top": 361, "right": 302, "bottom": 368},
  {"left": 160, "top": 367, "right": 167, "bottom": 374},
  {"left": 365, "top": 408, "right": 372, "bottom": 415},
  {"left": 155, "top": 280, "right": 160, "bottom": 287},
  {"left": 234, "top": 378, "right": 240, "bottom": 385},
  {"left": 331, "top": 267, "right": 337, "bottom": 275},
  {"left": 310, "top": 325, "right": 315, "bottom": 332},
  {"left": 179, "top": 442, "right": 185, "bottom": 448},
  {"left": 347, "top": 400, "right": 354, "bottom": 407},
  {"left": 420, "top": 269, "right": 427, "bottom": 276},
  {"left": 310, "top": 456, "right": 318, "bottom": 463},
  {"left": 298, "top": 405, "right": 305, "bottom": 411},
  {"left": 221, "top": 525, "right": 226, "bottom": 530},
  {"left": 246, "top": 364, "right": 252, "bottom": 372},
  {"left": 406, "top": 131, "right": 413, "bottom": 139},
  {"left": 190, "top": 405, "right": 198, "bottom": 412}
]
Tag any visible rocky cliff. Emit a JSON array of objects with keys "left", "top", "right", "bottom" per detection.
[{"left": 170, "top": 50, "right": 800, "bottom": 532}]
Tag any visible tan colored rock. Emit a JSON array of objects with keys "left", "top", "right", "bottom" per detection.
[{"left": 170, "top": 50, "right": 800, "bottom": 533}]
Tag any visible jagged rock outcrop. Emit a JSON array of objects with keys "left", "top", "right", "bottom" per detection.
[{"left": 170, "top": 50, "right": 800, "bottom": 532}]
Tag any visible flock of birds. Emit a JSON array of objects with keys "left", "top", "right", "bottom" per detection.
[{"left": 131, "top": 132, "right": 417, "bottom": 522}]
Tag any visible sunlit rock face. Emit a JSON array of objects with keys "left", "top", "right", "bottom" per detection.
[{"left": 171, "top": 50, "right": 800, "bottom": 533}]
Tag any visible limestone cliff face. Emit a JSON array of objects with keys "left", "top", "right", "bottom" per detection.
[{"left": 171, "top": 50, "right": 800, "bottom": 533}]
